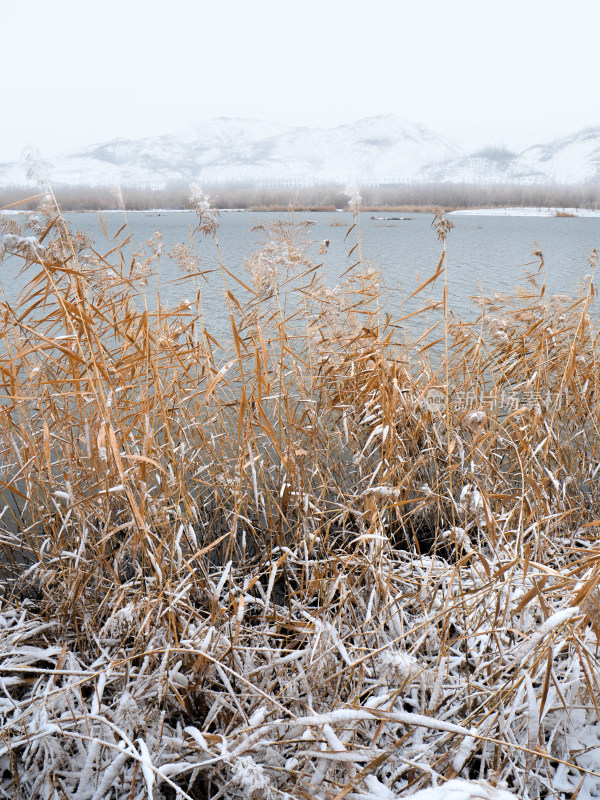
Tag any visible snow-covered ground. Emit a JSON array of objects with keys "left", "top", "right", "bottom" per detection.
[
  {"left": 410, "top": 780, "right": 516, "bottom": 800},
  {"left": 451, "top": 207, "right": 600, "bottom": 217}
]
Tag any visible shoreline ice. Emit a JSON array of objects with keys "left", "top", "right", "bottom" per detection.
[{"left": 450, "top": 206, "right": 600, "bottom": 217}]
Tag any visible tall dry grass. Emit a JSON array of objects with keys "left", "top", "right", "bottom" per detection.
[{"left": 0, "top": 189, "right": 598, "bottom": 799}]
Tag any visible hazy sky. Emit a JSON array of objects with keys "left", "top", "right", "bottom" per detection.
[{"left": 2, "top": 0, "right": 599, "bottom": 162}]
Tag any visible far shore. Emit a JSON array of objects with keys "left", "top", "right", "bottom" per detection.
[
  {"left": 2, "top": 181, "right": 600, "bottom": 214},
  {"left": 3, "top": 203, "right": 600, "bottom": 217}
]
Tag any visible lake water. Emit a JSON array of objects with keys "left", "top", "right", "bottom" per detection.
[{"left": 2, "top": 209, "right": 599, "bottom": 343}]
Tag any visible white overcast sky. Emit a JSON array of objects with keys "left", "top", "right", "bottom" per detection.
[{"left": 2, "top": 0, "right": 599, "bottom": 162}]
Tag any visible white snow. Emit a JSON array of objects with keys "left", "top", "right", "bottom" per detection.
[
  {"left": 0, "top": 115, "right": 461, "bottom": 188},
  {"left": 3, "top": 119, "right": 600, "bottom": 188},
  {"left": 451, "top": 207, "right": 600, "bottom": 217},
  {"left": 407, "top": 779, "right": 516, "bottom": 800}
]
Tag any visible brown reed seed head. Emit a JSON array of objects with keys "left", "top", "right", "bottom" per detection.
[{"left": 431, "top": 208, "right": 454, "bottom": 242}]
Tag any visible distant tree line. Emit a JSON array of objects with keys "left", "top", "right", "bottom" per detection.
[{"left": 2, "top": 182, "right": 600, "bottom": 212}]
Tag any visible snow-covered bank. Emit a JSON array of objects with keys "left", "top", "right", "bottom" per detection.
[
  {"left": 410, "top": 780, "right": 516, "bottom": 800},
  {"left": 451, "top": 206, "right": 600, "bottom": 217}
]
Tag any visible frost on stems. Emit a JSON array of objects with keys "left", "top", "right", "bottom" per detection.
[
  {"left": 147, "top": 230, "right": 163, "bottom": 257},
  {"left": 169, "top": 243, "right": 201, "bottom": 275},
  {"left": 132, "top": 261, "right": 152, "bottom": 287},
  {"left": 190, "top": 184, "right": 219, "bottom": 236},
  {"left": 0, "top": 216, "right": 21, "bottom": 236},
  {"left": 230, "top": 756, "right": 273, "bottom": 799},
  {"left": 0, "top": 234, "right": 45, "bottom": 266},
  {"left": 245, "top": 218, "right": 314, "bottom": 300},
  {"left": 344, "top": 184, "right": 362, "bottom": 216}
]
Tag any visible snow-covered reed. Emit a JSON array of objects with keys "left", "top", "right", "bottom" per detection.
[{"left": 0, "top": 190, "right": 599, "bottom": 799}]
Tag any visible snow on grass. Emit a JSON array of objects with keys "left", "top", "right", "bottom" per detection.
[
  {"left": 0, "top": 198, "right": 600, "bottom": 798},
  {"left": 450, "top": 206, "right": 600, "bottom": 217},
  {"left": 408, "top": 779, "right": 516, "bottom": 800}
]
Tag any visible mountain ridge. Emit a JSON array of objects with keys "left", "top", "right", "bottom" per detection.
[{"left": 2, "top": 116, "right": 600, "bottom": 189}]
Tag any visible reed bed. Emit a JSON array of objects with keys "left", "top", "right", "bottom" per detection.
[{"left": 0, "top": 189, "right": 598, "bottom": 800}]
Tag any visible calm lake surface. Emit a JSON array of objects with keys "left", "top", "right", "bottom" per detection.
[{"left": 2, "top": 210, "right": 599, "bottom": 343}]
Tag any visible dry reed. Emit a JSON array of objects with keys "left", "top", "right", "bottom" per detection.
[{"left": 0, "top": 190, "right": 598, "bottom": 799}]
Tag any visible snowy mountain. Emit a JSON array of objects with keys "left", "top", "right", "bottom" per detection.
[
  {"left": 0, "top": 116, "right": 461, "bottom": 189},
  {"left": 2, "top": 117, "right": 600, "bottom": 188},
  {"left": 422, "top": 128, "right": 600, "bottom": 185}
]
